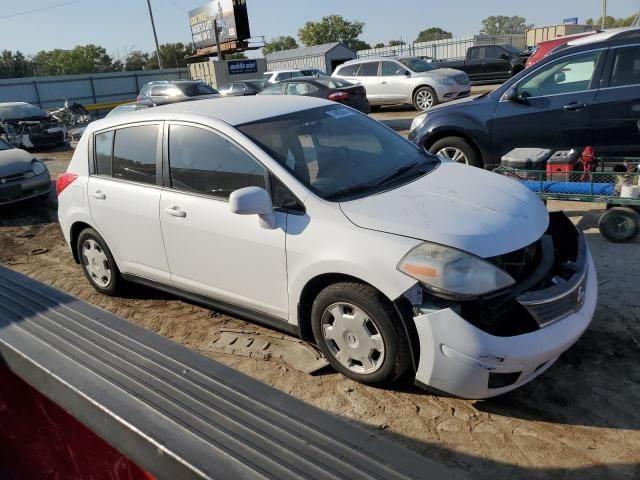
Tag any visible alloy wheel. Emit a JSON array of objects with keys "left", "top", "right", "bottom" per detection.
[
  {"left": 416, "top": 90, "right": 435, "bottom": 110},
  {"left": 437, "top": 147, "right": 469, "bottom": 164}
]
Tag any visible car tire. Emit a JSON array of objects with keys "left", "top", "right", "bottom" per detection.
[
  {"left": 77, "top": 228, "right": 122, "bottom": 295},
  {"left": 311, "top": 282, "right": 411, "bottom": 386},
  {"left": 429, "top": 136, "right": 483, "bottom": 168},
  {"left": 369, "top": 105, "right": 381, "bottom": 113},
  {"left": 598, "top": 207, "right": 640, "bottom": 243},
  {"left": 413, "top": 86, "right": 438, "bottom": 111}
]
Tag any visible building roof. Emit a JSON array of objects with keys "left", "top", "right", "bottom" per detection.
[
  {"left": 266, "top": 42, "right": 354, "bottom": 62},
  {"left": 86, "top": 96, "right": 333, "bottom": 132}
]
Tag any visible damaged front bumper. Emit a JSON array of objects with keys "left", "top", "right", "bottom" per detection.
[
  {"left": 411, "top": 215, "right": 598, "bottom": 399},
  {"left": 0, "top": 171, "right": 52, "bottom": 205}
]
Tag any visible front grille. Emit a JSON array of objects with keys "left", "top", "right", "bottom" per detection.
[
  {"left": 0, "top": 172, "right": 27, "bottom": 183},
  {"left": 29, "top": 131, "right": 64, "bottom": 146},
  {"left": 517, "top": 264, "right": 587, "bottom": 327},
  {"left": 455, "top": 74, "right": 470, "bottom": 86}
]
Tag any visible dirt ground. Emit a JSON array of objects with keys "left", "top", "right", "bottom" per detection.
[{"left": 1, "top": 149, "right": 639, "bottom": 480}]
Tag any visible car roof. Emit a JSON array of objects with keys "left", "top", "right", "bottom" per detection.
[
  {"left": 86, "top": 96, "right": 332, "bottom": 133},
  {"left": 566, "top": 26, "right": 640, "bottom": 46},
  {"left": 0, "top": 102, "right": 34, "bottom": 107}
]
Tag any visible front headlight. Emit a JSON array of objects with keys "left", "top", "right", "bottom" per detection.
[
  {"left": 31, "top": 160, "right": 47, "bottom": 176},
  {"left": 397, "top": 242, "right": 515, "bottom": 298},
  {"left": 410, "top": 113, "right": 427, "bottom": 132},
  {"left": 433, "top": 77, "right": 455, "bottom": 86}
]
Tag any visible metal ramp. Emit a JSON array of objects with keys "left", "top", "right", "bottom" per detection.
[{"left": 0, "top": 266, "right": 467, "bottom": 480}]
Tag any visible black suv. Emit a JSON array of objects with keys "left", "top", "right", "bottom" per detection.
[
  {"left": 137, "top": 80, "right": 220, "bottom": 106},
  {"left": 409, "top": 28, "right": 640, "bottom": 168}
]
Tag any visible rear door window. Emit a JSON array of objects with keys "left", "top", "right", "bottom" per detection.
[
  {"left": 284, "top": 83, "right": 318, "bottom": 95},
  {"left": 112, "top": 125, "right": 159, "bottom": 184},
  {"left": 356, "top": 62, "right": 379, "bottom": 77},
  {"left": 168, "top": 125, "right": 266, "bottom": 199},
  {"left": 381, "top": 61, "right": 401, "bottom": 76},
  {"left": 609, "top": 45, "right": 640, "bottom": 87},
  {"left": 336, "top": 64, "right": 359, "bottom": 76},
  {"left": 95, "top": 131, "right": 114, "bottom": 176}
]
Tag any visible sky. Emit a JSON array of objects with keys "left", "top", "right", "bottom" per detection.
[{"left": 0, "top": 0, "right": 638, "bottom": 58}]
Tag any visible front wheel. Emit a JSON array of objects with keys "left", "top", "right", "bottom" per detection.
[
  {"left": 311, "top": 282, "right": 411, "bottom": 386},
  {"left": 413, "top": 86, "right": 438, "bottom": 111},
  {"left": 429, "top": 136, "right": 483, "bottom": 168}
]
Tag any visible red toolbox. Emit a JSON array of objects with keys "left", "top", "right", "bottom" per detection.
[{"left": 546, "top": 149, "right": 580, "bottom": 181}]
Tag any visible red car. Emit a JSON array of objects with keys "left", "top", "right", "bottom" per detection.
[{"left": 526, "top": 31, "right": 597, "bottom": 68}]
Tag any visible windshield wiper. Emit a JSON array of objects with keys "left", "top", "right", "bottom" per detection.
[
  {"left": 324, "top": 184, "right": 377, "bottom": 201},
  {"left": 373, "top": 160, "right": 434, "bottom": 187}
]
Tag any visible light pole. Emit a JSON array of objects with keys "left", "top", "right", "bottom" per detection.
[
  {"left": 601, "top": 0, "right": 607, "bottom": 30},
  {"left": 146, "top": 0, "right": 163, "bottom": 70}
]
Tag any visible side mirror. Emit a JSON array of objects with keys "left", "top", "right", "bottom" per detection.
[
  {"left": 503, "top": 86, "right": 529, "bottom": 104},
  {"left": 229, "top": 186, "right": 277, "bottom": 229},
  {"left": 553, "top": 71, "right": 566, "bottom": 83}
]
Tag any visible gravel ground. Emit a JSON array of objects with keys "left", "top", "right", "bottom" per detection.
[{"left": 1, "top": 139, "right": 639, "bottom": 480}]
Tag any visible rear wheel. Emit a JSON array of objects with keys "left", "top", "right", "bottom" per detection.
[
  {"left": 598, "top": 207, "right": 640, "bottom": 242},
  {"left": 311, "top": 282, "right": 411, "bottom": 386},
  {"left": 413, "top": 86, "right": 438, "bottom": 111},
  {"left": 429, "top": 136, "right": 482, "bottom": 168},
  {"left": 77, "top": 228, "right": 122, "bottom": 295}
]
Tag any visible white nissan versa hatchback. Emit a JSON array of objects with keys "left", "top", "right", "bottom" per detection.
[{"left": 57, "top": 97, "right": 597, "bottom": 398}]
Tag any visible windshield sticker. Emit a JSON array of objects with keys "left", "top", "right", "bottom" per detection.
[{"left": 326, "top": 109, "right": 355, "bottom": 119}]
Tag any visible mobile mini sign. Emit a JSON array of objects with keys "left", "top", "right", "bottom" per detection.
[
  {"left": 189, "top": 0, "right": 251, "bottom": 50},
  {"left": 228, "top": 59, "right": 258, "bottom": 75}
]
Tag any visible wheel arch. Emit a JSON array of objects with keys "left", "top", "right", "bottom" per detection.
[
  {"left": 296, "top": 272, "right": 420, "bottom": 372},
  {"left": 424, "top": 129, "right": 484, "bottom": 162},
  {"left": 411, "top": 84, "right": 436, "bottom": 104},
  {"left": 69, "top": 221, "right": 94, "bottom": 263}
]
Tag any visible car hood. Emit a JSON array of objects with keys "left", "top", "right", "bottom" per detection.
[
  {"left": 0, "top": 148, "right": 34, "bottom": 176},
  {"left": 414, "top": 68, "right": 465, "bottom": 79},
  {"left": 339, "top": 161, "right": 548, "bottom": 258}
]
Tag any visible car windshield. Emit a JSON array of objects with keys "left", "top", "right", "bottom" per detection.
[
  {"left": 501, "top": 44, "right": 521, "bottom": 54},
  {"left": 315, "top": 78, "right": 354, "bottom": 88},
  {"left": 0, "top": 104, "right": 48, "bottom": 121},
  {"left": 238, "top": 106, "right": 439, "bottom": 201},
  {"left": 180, "top": 83, "right": 219, "bottom": 96},
  {"left": 245, "top": 80, "right": 267, "bottom": 90},
  {"left": 399, "top": 58, "right": 437, "bottom": 72}
]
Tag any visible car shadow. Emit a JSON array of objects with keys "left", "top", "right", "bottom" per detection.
[{"left": 0, "top": 184, "right": 58, "bottom": 228}]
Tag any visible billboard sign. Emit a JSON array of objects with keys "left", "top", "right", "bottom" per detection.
[
  {"left": 563, "top": 17, "right": 579, "bottom": 25},
  {"left": 189, "top": 0, "right": 251, "bottom": 50},
  {"left": 228, "top": 59, "right": 258, "bottom": 75}
]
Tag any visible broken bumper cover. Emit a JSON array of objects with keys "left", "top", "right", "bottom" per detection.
[{"left": 412, "top": 249, "right": 597, "bottom": 399}]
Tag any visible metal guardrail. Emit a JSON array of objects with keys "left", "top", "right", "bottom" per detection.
[{"left": 0, "top": 266, "right": 467, "bottom": 480}]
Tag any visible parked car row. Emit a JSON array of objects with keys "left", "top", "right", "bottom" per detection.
[{"left": 409, "top": 27, "right": 640, "bottom": 168}]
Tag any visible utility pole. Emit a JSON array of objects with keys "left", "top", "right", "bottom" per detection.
[
  {"left": 146, "top": 0, "right": 163, "bottom": 70},
  {"left": 213, "top": 19, "right": 224, "bottom": 61},
  {"left": 601, "top": 0, "right": 607, "bottom": 30}
]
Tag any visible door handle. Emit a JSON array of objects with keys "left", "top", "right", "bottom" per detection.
[
  {"left": 563, "top": 102, "right": 588, "bottom": 111},
  {"left": 166, "top": 207, "right": 186, "bottom": 218},
  {"left": 91, "top": 191, "right": 106, "bottom": 200}
]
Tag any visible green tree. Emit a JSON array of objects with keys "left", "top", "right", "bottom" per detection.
[
  {"left": 373, "top": 42, "right": 385, "bottom": 48},
  {"left": 0, "top": 50, "right": 32, "bottom": 78},
  {"left": 298, "top": 15, "right": 365, "bottom": 47},
  {"left": 585, "top": 15, "right": 636, "bottom": 28},
  {"left": 124, "top": 50, "right": 149, "bottom": 71},
  {"left": 388, "top": 39, "right": 405, "bottom": 46},
  {"left": 262, "top": 36, "right": 299, "bottom": 55},
  {"left": 145, "top": 42, "right": 195, "bottom": 70},
  {"left": 481, "top": 15, "right": 532, "bottom": 35},
  {"left": 349, "top": 39, "right": 371, "bottom": 51},
  {"left": 31, "top": 45, "right": 115, "bottom": 75},
  {"left": 225, "top": 52, "right": 248, "bottom": 59},
  {"left": 415, "top": 27, "right": 452, "bottom": 43}
]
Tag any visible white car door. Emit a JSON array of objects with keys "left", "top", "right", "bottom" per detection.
[
  {"left": 88, "top": 123, "right": 170, "bottom": 283},
  {"left": 159, "top": 122, "right": 289, "bottom": 320},
  {"left": 379, "top": 60, "right": 411, "bottom": 103},
  {"left": 354, "top": 61, "right": 382, "bottom": 103}
]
